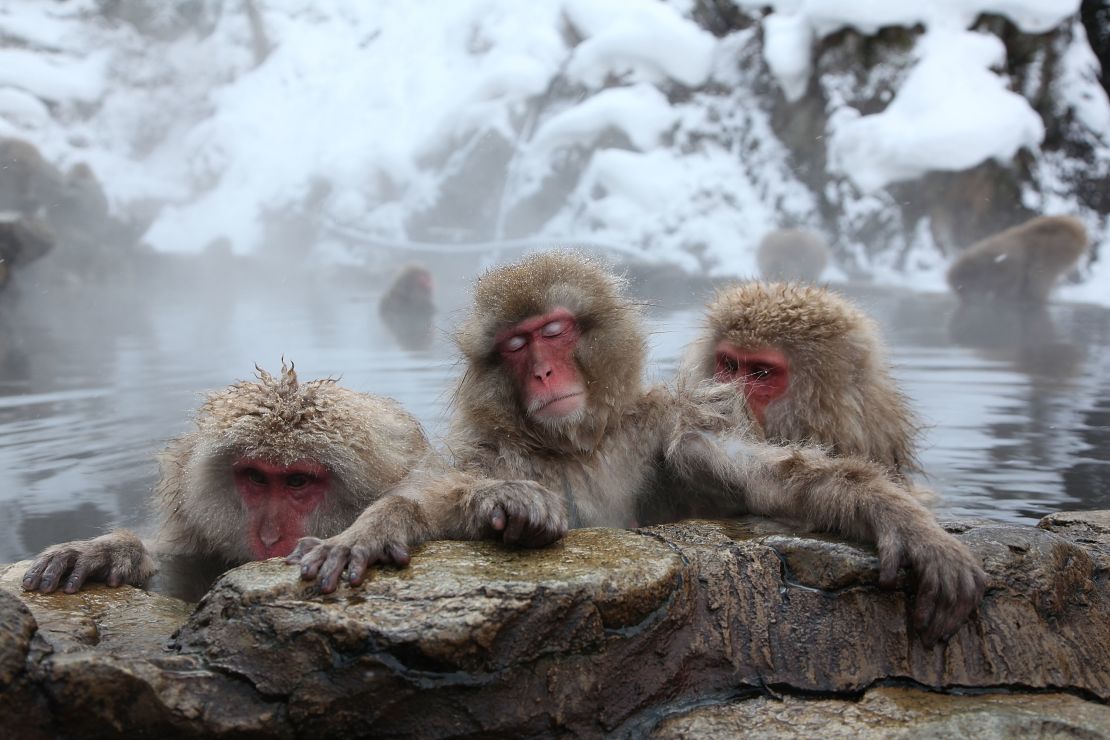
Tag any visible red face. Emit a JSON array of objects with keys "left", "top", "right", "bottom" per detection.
[
  {"left": 232, "top": 458, "right": 330, "bottom": 559},
  {"left": 495, "top": 308, "right": 586, "bottom": 420},
  {"left": 713, "top": 341, "right": 790, "bottom": 426}
]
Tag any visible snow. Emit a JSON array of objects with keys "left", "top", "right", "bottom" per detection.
[
  {"left": 828, "top": 27, "right": 1046, "bottom": 191},
  {"left": 0, "top": 0, "right": 1106, "bottom": 301},
  {"left": 532, "top": 84, "right": 678, "bottom": 152},
  {"left": 762, "top": 13, "right": 813, "bottom": 103}
]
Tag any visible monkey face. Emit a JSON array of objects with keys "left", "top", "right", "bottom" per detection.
[
  {"left": 713, "top": 341, "right": 790, "bottom": 426},
  {"left": 494, "top": 307, "right": 587, "bottom": 422},
  {"left": 232, "top": 458, "right": 331, "bottom": 559}
]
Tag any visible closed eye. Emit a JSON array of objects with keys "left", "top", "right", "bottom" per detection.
[
  {"left": 503, "top": 335, "right": 527, "bottom": 352},
  {"left": 541, "top": 320, "right": 566, "bottom": 337}
]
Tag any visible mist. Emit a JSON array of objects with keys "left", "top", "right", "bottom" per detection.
[{"left": 0, "top": 0, "right": 1108, "bottom": 560}]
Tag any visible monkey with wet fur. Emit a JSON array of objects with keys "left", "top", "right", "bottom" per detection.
[
  {"left": 379, "top": 264, "right": 436, "bottom": 350},
  {"left": 290, "top": 252, "right": 986, "bottom": 645},
  {"left": 756, "top": 228, "right": 830, "bottom": 282},
  {"left": 22, "top": 364, "right": 429, "bottom": 594},
  {"left": 681, "top": 282, "right": 921, "bottom": 481},
  {"left": 946, "top": 215, "right": 1088, "bottom": 304}
]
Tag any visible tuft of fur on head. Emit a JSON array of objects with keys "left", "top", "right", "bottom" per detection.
[
  {"left": 687, "top": 282, "right": 921, "bottom": 477},
  {"left": 155, "top": 362, "right": 429, "bottom": 562},
  {"left": 453, "top": 251, "right": 647, "bottom": 453}
]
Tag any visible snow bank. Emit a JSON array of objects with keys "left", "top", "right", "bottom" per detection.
[
  {"left": 829, "top": 27, "right": 1045, "bottom": 191},
  {"left": 0, "top": 0, "right": 1105, "bottom": 302}
]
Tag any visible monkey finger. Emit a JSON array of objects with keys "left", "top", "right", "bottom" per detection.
[
  {"left": 318, "top": 546, "right": 351, "bottom": 594},
  {"left": 490, "top": 505, "right": 507, "bottom": 532},
  {"left": 913, "top": 568, "right": 941, "bottom": 638},
  {"left": 503, "top": 507, "right": 528, "bottom": 544},
  {"left": 385, "top": 544, "right": 410, "bottom": 567},
  {"left": 285, "top": 537, "right": 322, "bottom": 564},
  {"left": 878, "top": 547, "right": 902, "bottom": 589},
  {"left": 347, "top": 546, "right": 370, "bottom": 586},
  {"left": 298, "top": 547, "right": 330, "bottom": 580},
  {"left": 22, "top": 558, "right": 50, "bottom": 591},
  {"left": 39, "top": 553, "right": 77, "bottom": 594},
  {"left": 63, "top": 560, "right": 96, "bottom": 594}
]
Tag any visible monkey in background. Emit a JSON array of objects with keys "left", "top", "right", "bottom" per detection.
[
  {"left": 22, "top": 364, "right": 429, "bottom": 595},
  {"left": 756, "top": 228, "right": 830, "bottom": 283},
  {"left": 290, "top": 251, "right": 986, "bottom": 645},
  {"left": 379, "top": 264, "right": 436, "bottom": 350},
  {"left": 946, "top": 215, "right": 1088, "bottom": 304},
  {"left": 681, "top": 282, "right": 921, "bottom": 482}
]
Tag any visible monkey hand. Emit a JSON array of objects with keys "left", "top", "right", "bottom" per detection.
[
  {"left": 469, "top": 479, "right": 568, "bottom": 548},
  {"left": 878, "top": 526, "right": 988, "bottom": 646},
  {"left": 286, "top": 496, "right": 426, "bottom": 594},
  {"left": 22, "top": 531, "right": 157, "bottom": 594}
]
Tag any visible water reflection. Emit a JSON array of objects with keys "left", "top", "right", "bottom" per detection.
[{"left": 0, "top": 268, "right": 1107, "bottom": 563}]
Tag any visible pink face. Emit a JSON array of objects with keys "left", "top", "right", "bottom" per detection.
[
  {"left": 232, "top": 458, "right": 330, "bottom": 559},
  {"left": 495, "top": 308, "right": 586, "bottom": 420},
  {"left": 713, "top": 341, "right": 790, "bottom": 426}
]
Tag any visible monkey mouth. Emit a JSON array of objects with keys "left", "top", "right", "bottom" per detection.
[{"left": 530, "top": 391, "right": 586, "bottom": 418}]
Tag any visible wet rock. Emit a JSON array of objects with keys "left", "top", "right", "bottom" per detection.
[
  {"left": 0, "top": 589, "right": 35, "bottom": 687},
  {"left": 653, "top": 687, "right": 1110, "bottom": 738},
  {"left": 2, "top": 514, "right": 1110, "bottom": 736}
]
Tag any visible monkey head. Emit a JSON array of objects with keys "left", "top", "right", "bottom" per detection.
[
  {"left": 688, "top": 282, "right": 919, "bottom": 474},
  {"left": 161, "top": 363, "right": 420, "bottom": 561},
  {"left": 454, "top": 251, "right": 646, "bottom": 451}
]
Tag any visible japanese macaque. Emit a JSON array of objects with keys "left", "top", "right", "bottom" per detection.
[
  {"left": 22, "top": 364, "right": 429, "bottom": 595},
  {"left": 946, "top": 216, "right": 1088, "bottom": 304},
  {"left": 756, "top": 228, "right": 830, "bottom": 282},
  {"left": 289, "top": 252, "right": 986, "bottom": 645},
  {"left": 379, "top": 264, "right": 436, "bottom": 350},
  {"left": 0, "top": 137, "right": 64, "bottom": 215},
  {"left": 681, "top": 282, "right": 920, "bottom": 480}
]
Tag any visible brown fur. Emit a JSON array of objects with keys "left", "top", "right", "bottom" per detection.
[
  {"left": 379, "top": 264, "right": 436, "bottom": 350},
  {"left": 683, "top": 282, "right": 921, "bottom": 479},
  {"left": 756, "top": 228, "right": 830, "bottom": 282},
  {"left": 0, "top": 137, "right": 64, "bottom": 215},
  {"left": 947, "top": 215, "right": 1088, "bottom": 303},
  {"left": 290, "top": 252, "right": 985, "bottom": 644},
  {"left": 23, "top": 363, "right": 429, "bottom": 593}
]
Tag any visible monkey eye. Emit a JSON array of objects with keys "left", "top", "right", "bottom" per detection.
[
  {"left": 503, "top": 335, "right": 527, "bottom": 352},
  {"left": 286, "top": 473, "right": 310, "bottom": 489},
  {"left": 245, "top": 468, "right": 267, "bottom": 486},
  {"left": 749, "top": 363, "right": 774, "bottom": 380},
  {"left": 720, "top": 355, "right": 739, "bottom": 376},
  {"left": 540, "top": 320, "right": 566, "bottom": 337}
]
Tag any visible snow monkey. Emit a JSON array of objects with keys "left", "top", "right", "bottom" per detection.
[
  {"left": 756, "top": 227, "right": 830, "bottom": 282},
  {"left": 22, "top": 364, "right": 429, "bottom": 594},
  {"left": 682, "top": 282, "right": 921, "bottom": 481},
  {"left": 946, "top": 215, "right": 1088, "bottom": 304},
  {"left": 289, "top": 251, "right": 986, "bottom": 645},
  {"left": 379, "top": 263, "right": 436, "bottom": 350}
]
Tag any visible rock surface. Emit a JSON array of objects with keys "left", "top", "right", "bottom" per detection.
[{"left": 2, "top": 513, "right": 1109, "bottom": 737}]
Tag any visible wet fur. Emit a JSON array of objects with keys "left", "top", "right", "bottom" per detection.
[
  {"left": 302, "top": 252, "right": 985, "bottom": 643},
  {"left": 947, "top": 215, "right": 1088, "bottom": 303},
  {"left": 683, "top": 282, "right": 921, "bottom": 480}
]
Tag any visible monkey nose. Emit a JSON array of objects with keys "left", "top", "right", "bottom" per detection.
[{"left": 259, "top": 523, "right": 281, "bottom": 548}]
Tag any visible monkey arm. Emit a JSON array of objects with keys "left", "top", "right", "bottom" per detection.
[
  {"left": 668, "top": 428, "right": 987, "bottom": 645},
  {"left": 287, "top": 466, "right": 568, "bottom": 594},
  {"left": 21, "top": 529, "right": 158, "bottom": 593}
]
